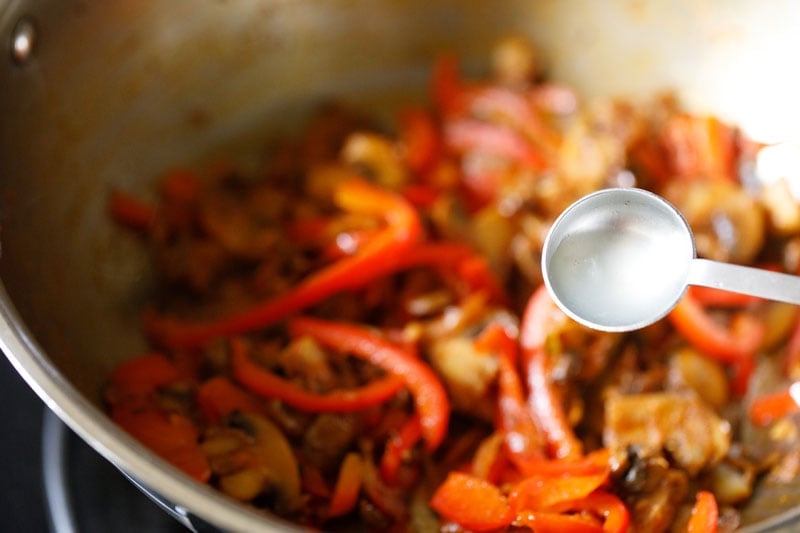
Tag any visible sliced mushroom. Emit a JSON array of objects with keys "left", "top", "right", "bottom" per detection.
[
  {"left": 665, "top": 180, "right": 765, "bottom": 264},
  {"left": 604, "top": 391, "right": 731, "bottom": 476},
  {"left": 428, "top": 336, "right": 498, "bottom": 421},
  {"left": 202, "top": 412, "right": 301, "bottom": 513}
]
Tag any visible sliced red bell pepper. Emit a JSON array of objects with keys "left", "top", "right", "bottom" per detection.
[
  {"left": 688, "top": 286, "right": 763, "bottom": 308},
  {"left": 107, "top": 353, "right": 210, "bottom": 482},
  {"left": 470, "top": 432, "right": 507, "bottom": 483},
  {"left": 328, "top": 452, "right": 364, "bottom": 518},
  {"left": 195, "top": 376, "right": 262, "bottom": 423},
  {"left": 686, "top": 491, "right": 718, "bottom": 533},
  {"left": 445, "top": 119, "right": 547, "bottom": 170},
  {"left": 431, "top": 52, "right": 465, "bottom": 118},
  {"left": 520, "top": 285, "right": 583, "bottom": 460},
  {"left": 783, "top": 313, "right": 800, "bottom": 378},
  {"left": 320, "top": 229, "right": 381, "bottom": 260},
  {"left": 401, "top": 183, "right": 441, "bottom": 209},
  {"left": 109, "top": 189, "right": 157, "bottom": 233},
  {"left": 159, "top": 168, "right": 200, "bottom": 206},
  {"left": 374, "top": 241, "right": 507, "bottom": 303},
  {"left": 468, "top": 85, "right": 560, "bottom": 154},
  {"left": 146, "top": 178, "right": 423, "bottom": 349},
  {"left": 513, "top": 511, "right": 603, "bottom": 533},
  {"left": 661, "top": 114, "right": 736, "bottom": 182},
  {"left": 749, "top": 383, "right": 800, "bottom": 426},
  {"left": 508, "top": 471, "right": 610, "bottom": 513},
  {"left": 301, "top": 462, "right": 331, "bottom": 498},
  {"left": 286, "top": 215, "right": 337, "bottom": 243},
  {"left": 730, "top": 354, "right": 756, "bottom": 398},
  {"left": 475, "top": 323, "right": 546, "bottom": 471},
  {"left": 517, "top": 448, "right": 611, "bottom": 478},
  {"left": 457, "top": 254, "right": 510, "bottom": 305},
  {"left": 157, "top": 168, "right": 201, "bottom": 231},
  {"left": 107, "top": 353, "right": 183, "bottom": 399},
  {"left": 668, "top": 291, "right": 765, "bottom": 363},
  {"left": 430, "top": 472, "right": 514, "bottom": 532},
  {"left": 289, "top": 317, "right": 450, "bottom": 451},
  {"left": 530, "top": 83, "right": 579, "bottom": 115},
  {"left": 398, "top": 107, "right": 440, "bottom": 174},
  {"left": 361, "top": 450, "right": 408, "bottom": 520},
  {"left": 230, "top": 337, "right": 406, "bottom": 412},
  {"left": 549, "top": 491, "right": 630, "bottom": 533},
  {"left": 111, "top": 405, "right": 211, "bottom": 483},
  {"left": 379, "top": 414, "right": 422, "bottom": 485}
]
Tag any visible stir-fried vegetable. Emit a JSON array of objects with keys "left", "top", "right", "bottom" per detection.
[{"left": 105, "top": 36, "right": 800, "bottom": 532}]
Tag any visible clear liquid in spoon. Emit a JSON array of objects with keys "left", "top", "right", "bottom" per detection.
[{"left": 545, "top": 205, "right": 692, "bottom": 330}]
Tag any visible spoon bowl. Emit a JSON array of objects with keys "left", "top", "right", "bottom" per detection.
[
  {"left": 542, "top": 187, "right": 800, "bottom": 332},
  {"left": 542, "top": 188, "right": 695, "bottom": 331}
]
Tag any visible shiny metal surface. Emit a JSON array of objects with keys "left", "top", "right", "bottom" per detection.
[
  {"left": 543, "top": 188, "right": 800, "bottom": 332},
  {"left": 2, "top": 1, "right": 800, "bottom": 530},
  {"left": 542, "top": 188, "right": 695, "bottom": 332}
]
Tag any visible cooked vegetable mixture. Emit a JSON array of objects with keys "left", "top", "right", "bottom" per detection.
[{"left": 106, "top": 37, "right": 800, "bottom": 532}]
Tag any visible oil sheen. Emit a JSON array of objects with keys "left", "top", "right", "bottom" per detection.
[{"left": 547, "top": 224, "right": 688, "bottom": 329}]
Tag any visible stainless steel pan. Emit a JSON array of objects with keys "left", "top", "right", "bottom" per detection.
[{"left": 2, "top": 1, "right": 800, "bottom": 530}]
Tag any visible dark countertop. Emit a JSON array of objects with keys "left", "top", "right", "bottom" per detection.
[
  {"left": 0, "top": 354, "right": 48, "bottom": 532},
  {"left": 0, "top": 354, "right": 184, "bottom": 532}
]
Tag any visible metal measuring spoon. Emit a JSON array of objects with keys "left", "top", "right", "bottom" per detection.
[{"left": 541, "top": 187, "right": 800, "bottom": 332}]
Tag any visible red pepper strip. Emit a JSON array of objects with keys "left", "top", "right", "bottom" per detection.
[
  {"left": 397, "top": 243, "right": 506, "bottom": 302},
  {"left": 321, "top": 229, "right": 381, "bottom": 260},
  {"left": 445, "top": 119, "right": 548, "bottom": 170},
  {"left": 688, "top": 286, "right": 763, "bottom": 308},
  {"left": 109, "top": 190, "right": 157, "bottom": 233},
  {"left": 550, "top": 491, "right": 630, "bottom": 533},
  {"left": 476, "top": 323, "right": 547, "bottom": 471},
  {"left": 430, "top": 472, "right": 514, "bottom": 532},
  {"left": 431, "top": 52, "right": 465, "bottom": 118},
  {"left": 668, "top": 292, "right": 765, "bottom": 363},
  {"left": 730, "top": 354, "right": 756, "bottom": 398},
  {"left": 662, "top": 114, "right": 736, "bottom": 182},
  {"left": 697, "top": 115, "right": 737, "bottom": 182},
  {"left": 158, "top": 169, "right": 201, "bottom": 230},
  {"left": 630, "top": 136, "right": 671, "bottom": 187},
  {"left": 195, "top": 376, "right": 262, "bottom": 423},
  {"left": 518, "top": 448, "right": 611, "bottom": 478},
  {"left": 398, "top": 107, "right": 440, "bottom": 174},
  {"left": 379, "top": 414, "right": 422, "bottom": 485},
  {"left": 301, "top": 462, "right": 331, "bottom": 498},
  {"left": 160, "top": 168, "right": 200, "bottom": 205},
  {"left": 146, "top": 178, "right": 422, "bottom": 349},
  {"left": 108, "top": 353, "right": 183, "bottom": 398},
  {"left": 783, "top": 313, "right": 800, "bottom": 378},
  {"left": 530, "top": 83, "right": 579, "bottom": 115},
  {"left": 401, "top": 183, "right": 441, "bottom": 209},
  {"left": 362, "top": 451, "right": 408, "bottom": 520},
  {"left": 285, "top": 216, "right": 337, "bottom": 243},
  {"left": 749, "top": 384, "right": 800, "bottom": 426},
  {"left": 457, "top": 254, "right": 510, "bottom": 305},
  {"left": 328, "top": 452, "right": 364, "bottom": 518},
  {"left": 468, "top": 86, "right": 560, "bottom": 153},
  {"left": 230, "top": 338, "right": 406, "bottom": 412},
  {"left": 470, "top": 432, "right": 507, "bottom": 483},
  {"left": 686, "top": 491, "right": 719, "bottom": 533},
  {"left": 520, "top": 285, "right": 583, "bottom": 459},
  {"left": 111, "top": 405, "right": 211, "bottom": 483},
  {"left": 508, "top": 471, "right": 610, "bottom": 513},
  {"left": 107, "top": 354, "right": 210, "bottom": 482},
  {"left": 461, "top": 167, "right": 504, "bottom": 207},
  {"left": 289, "top": 317, "right": 450, "bottom": 451},
  {"left": 513, "top": 511, "right": 603, "bottom": 533}
]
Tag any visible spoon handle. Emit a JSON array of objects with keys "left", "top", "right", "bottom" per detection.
[{"left": 688, "top": 258, "right": 800, "bottom": 305}]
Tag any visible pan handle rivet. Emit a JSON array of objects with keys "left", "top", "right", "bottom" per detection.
[{"left": 10, "top": 17, "right": 36, "bottom": 65}]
